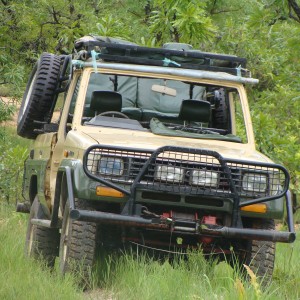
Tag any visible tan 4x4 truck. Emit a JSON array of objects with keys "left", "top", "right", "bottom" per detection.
[{"left": 16, "top": 36, "right": 295, "bottom": 283}]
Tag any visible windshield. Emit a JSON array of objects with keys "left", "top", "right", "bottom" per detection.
[{"left": 81, "top": 72, "right": 248, "bottom": 143}]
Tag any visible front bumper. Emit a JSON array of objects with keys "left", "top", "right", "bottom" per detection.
[
  {"left": 69, "top": 204, "right": 295, "bottom": 243},
  {"left": 61, "top": 145, "right": 296, "bottom": 244}
]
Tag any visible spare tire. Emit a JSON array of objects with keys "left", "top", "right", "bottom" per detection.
[
  {"left": 17, "top": 53, "right": 61, "bottom": 139},
  {"left": 212, "top": 88, "right": 229, "bottom": 130}
]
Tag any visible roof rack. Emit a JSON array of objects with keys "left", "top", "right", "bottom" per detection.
[{"left": 74, "top": 36, "right": 250, "bottom": 77}]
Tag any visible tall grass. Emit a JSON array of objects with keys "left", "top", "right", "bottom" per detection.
[
  {"left": 94, "top": 252, "right": 262, "bottom": 300},
  {"left": 1, "top": 202, "right": 299, "bottom": 300},
  {"left": 0, "top": 204, "right": 83, "bottom": 300},
  {"left": 91, "top": 239, "right": 300, "bottom": 300}
]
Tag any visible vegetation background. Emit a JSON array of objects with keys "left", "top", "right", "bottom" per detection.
[
  {"left": 0, "top": 0, "right": 299, "bottom": 299},
  {"left": 1, "top": 0, "right": 299, "bottom": 198}
]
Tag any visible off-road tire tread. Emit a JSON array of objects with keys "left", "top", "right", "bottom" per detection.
[
  {"left": 17, "top": 53, "right": 61, "bottom": 139},
  {"left": 60, "top": 199, "right": 97, "bottom": 276},
  {"left": 248, "top": 219, "right": 275, "bottom": 280},
  {"left": 212, "top": 88, "right": 228, "bottom": 129},
  {"left": 25, "top": 198, "right": 60, "bottom": 268},
  {"left": 30, "top": 226, "right": 60, "bottom": 267}
]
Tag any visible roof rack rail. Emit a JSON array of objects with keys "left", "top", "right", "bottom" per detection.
[{"left": 74, "top": 36, "right": 250, "bottom": 77}]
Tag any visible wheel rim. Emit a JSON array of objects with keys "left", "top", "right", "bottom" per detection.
[
  {"left": 27, "top": 224, "right": 34, "bottom": 256},
  {"left": 19, "top": 71, "right": 37, "bottom": 121},
  {"left": 61, "top": 211, "right": 70, "bottom": 265}
]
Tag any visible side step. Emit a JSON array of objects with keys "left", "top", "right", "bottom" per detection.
[
  {"left": 31, "top": 219, "right": 51, "bottom": 227},
  {"left": 30, "top": 218, "right": 62, "bottom": 228}
]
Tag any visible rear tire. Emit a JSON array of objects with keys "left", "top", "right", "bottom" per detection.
[
  {"left": 25, "top": 197, "right": 60, "bottom": 268},
  {"left": 17, "top": 53, "right": 61, "bottom": 139}
]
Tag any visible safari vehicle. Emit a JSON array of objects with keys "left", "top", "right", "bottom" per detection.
[{"left": 16, "top": 36, "right": 295, "bottom": 282}]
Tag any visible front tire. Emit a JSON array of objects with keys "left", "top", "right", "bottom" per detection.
[
  {"left": 25, "top": 197, "right": 60, "bottom": 268},
  {"left": 239, "top": 219, "right": 276, "bottom": 284},
  {"left": 59, "top": 199, "right": 97, "bottom": 284}
]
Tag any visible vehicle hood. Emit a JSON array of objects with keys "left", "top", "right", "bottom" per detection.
[{"left": 67, "top": 128, "right": 273, "bottom": 164}]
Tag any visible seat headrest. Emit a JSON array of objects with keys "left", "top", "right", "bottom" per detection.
[
  {"left": 179, "top": 100, "right": 211, "bottom": 123},
  {"left": 90, "top": 91, "right": 122, "bottom": 114}
]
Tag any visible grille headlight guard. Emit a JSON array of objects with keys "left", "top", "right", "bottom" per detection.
[
  {"left": 155, "top": 165, "right": 184, "bottom": 183},
  {"left": 190, "top": 170, "right": 219, "bottom": 187},
  {"left": 242, "top": 173, "right": 267, "bottom": 192},
  {"left": 87, "top": 152, "right": 101, "bottom": 173},
  {"left": 269, "top": 172, "right": 281, "bottom": 196},
  {"left": 99, "top": 157, "right": 124, "bottom": 176}
]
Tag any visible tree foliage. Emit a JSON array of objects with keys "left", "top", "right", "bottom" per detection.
[
  {"left": 0, "top": 0, "right": 299, "bottom": 193},
  {"left": 0, "top": 99, "right": 14, "bottom": 123},
  {"left": 149, "top": 0, "right": 216, "bottom": 44}
]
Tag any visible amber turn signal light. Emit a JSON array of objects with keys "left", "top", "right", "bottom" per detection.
[
  {"left": 96, "top": 186, "right": 125, "bottom": 198},
  {"left": 240, "top": 203, "right": 267, "bottom": 213}
]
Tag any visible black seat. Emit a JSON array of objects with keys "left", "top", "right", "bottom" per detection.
[
  {"left": 90, "top": 91, "right": 122, "bottom": 116},
  {"left": 178, "top": 100, "right": 211, "bottom": 125}
]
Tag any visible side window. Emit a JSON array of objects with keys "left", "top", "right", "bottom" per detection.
[
  {"left": 69, "top": 75, "right": 82, "bottom": 115},
  {"left": 60, "top": 75, "right": 82, "bottom": 134},
  {"left": 50, "top": 93, "right": 64, "bottom": 124},
  {"left": 232, "top": 92, "right": 248, "bottom": 143}
]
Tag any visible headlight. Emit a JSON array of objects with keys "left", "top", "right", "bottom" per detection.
[
  {"left": 242, "top": 173, "right": 267, "bottom": 192},
  {"left": 155, "top": 165, "right": 184, "bottom": 183},
  {"left": 99, "top": 157, "right": 124, "bottom": 176},
  {"left": 87, "top": 152, "right": 101, "bottom": 173},
  {"left": 269, "top": 172, "right": 282, "bottom": 196},
  {"left": 190, "top": 169, "right": 219, "bottom": 187}
]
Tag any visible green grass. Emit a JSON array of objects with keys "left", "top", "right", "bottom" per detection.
[
  {"left": 95, "top": 245, "right": 300, "bottom": 300},
  {"left": 0, "top": 204, "right": 83, "bottom": 300},
  {"left": 0, "top": 126, "right": 32, "bottom": 148},
  {"left": 0, "top": 202, "right": 299, "bottom": 300}
]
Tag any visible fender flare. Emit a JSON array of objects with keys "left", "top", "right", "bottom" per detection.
[{"left": 51, "top": 166, "right": 75, "bottom": 228}]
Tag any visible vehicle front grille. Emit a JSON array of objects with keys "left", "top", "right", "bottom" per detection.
[{"left": 84, "top": 145, "right": 289, "bottom": 201}]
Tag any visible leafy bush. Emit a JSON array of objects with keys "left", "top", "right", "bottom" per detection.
[
  {"left": 0, "top": 128, "right": 30, "bottom": 203},
  {"left": 0, "top": 100, "right": 15, "bottom": 124},
  {"left": 210, "top": 10, "right": 300, "bottom": 195},
  {"left": 0, "top": 54, "right": 25, "bottom": 97}
]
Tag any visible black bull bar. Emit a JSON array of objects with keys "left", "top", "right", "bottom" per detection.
[
  {"left": 70, "top": 208, "right": 295, "bottom": 243},
  {"left": 62, "top": 145, "right": 296, "bottom": 243}
]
